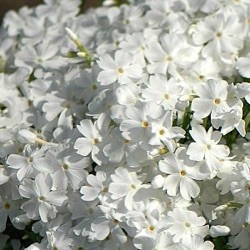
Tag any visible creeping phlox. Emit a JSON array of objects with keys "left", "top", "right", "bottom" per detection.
[{"left": 0, "top": 0, "right": 250, "bottom": 249}]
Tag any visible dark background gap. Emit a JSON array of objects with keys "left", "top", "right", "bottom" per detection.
[{"left": 0, "top": 0, "right": 100, "bottom": 20}]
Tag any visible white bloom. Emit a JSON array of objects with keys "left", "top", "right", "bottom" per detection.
[
  {"left": 97, "top": 50, "right": 143, "bottom": 85},
  {"left": 157, "top": 147, "right": 207, "bottom": 200},
  {"left": 19, "top": 173, "right": 68, "bottom": 223},
  {"left": 80, "top": 171, "right": 108, "bottom": 202},
  {"left": 74, "top": 113, "right": 110, "bottom": 165},
  {"left": 182, "top": 235, "right": 214, "bottom": 250},
  {"left": 145, "top": 33, "right": 199, "bottom": 78},
  {"left": 192, "top": 13, "right": 243, "bottom": 59},
  {"left": 150, "top": 111, "right": 185, "bottom": 151},
  {"left": 142, "top": 74, "right": 184, "bottom": 111},
  {"left": 109, "top": 167, "right": 147, "bottom": 209},
  {"left": 187, "top": 125, "right": 230, "bottom": 171},
  {"left": 167, "top": 208, "right": 209, "bottom": 243},
  {"left": 120, "top": 101, "right": 162, "bottom": 148},
  {"left": 191, "top": 79, "right": 229, "bottom": 120}
]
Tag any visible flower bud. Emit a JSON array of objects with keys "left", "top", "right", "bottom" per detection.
[
  {"left": 17, "top": 129, "right": 37, "bottom": 144},
  {"left": 210, "top": 225, "right": 230, "bottom": 237}
]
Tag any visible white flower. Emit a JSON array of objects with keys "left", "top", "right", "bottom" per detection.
[
  {"left": 90, "top": 211, "right": 127, "bottom": 243},
  {"left": 7, "top": 146, "right": 43, "bottom": 181},
  {"left": 219, "top": 107, "right": 246, "bottom": 137},
  {"left": 182, "top": 235, "right": 214, "bottom": 250},
  {"left": 44, "top": 146, "right": 90, "bottom": 191},
  {"left": 127, "top": 200, "right": 170, "bottom": 250},
  {"left": 19, "top": 173, "right": 68, "bottom": 223},
  {"left": 109, "top": 167, "right": 147, "bottom": 209},
  {"left": 46, "top": 229, "right": 74, "bottom": 250},
  {"left": 157, "top": 147, "right": 206, "bottom": 200},
  {"left": 74, "top": 113, "right": 110, "bottom": 165},
  {"left": 150, "top": 111, "right": 185, "bottom": 151},
  {"left": 145, "top": 33, "right": 199, "bottom": 78},
  {"left": 15, "top": 39, "right": 67, "bottom": 72},
  {"left": 192, "top": 13, "right": 243, "bottom": 59},
  {"left": 166, "top": 208, "right": 209, "bottom": 243},
  {"left": 0, "top": 196, "right": 23, "bottom": 232},
  {"left": 187, "top": 125, "right": 230, "bottom": 172},
  {"left": 191, "top": 79, "right": 229, "bottom": 120},
  {"left": 0, "top": 89, "right": 26, "bottom": 129},
  {"left": 80, "top": 171, "right": 108, "bottom": 202},
  {"left": 120, "top": 101, "right": 162, "bottom": 148},
  {"left": 141, "top": 74, "right": 184, "bottom": 111},
  {"left": 97, "top": 50, "right": 143, "bottom": 85},
  {"left": 119, "top": 32, "right": 147, "bottom": 67}
]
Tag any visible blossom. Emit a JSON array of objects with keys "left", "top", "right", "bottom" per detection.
[
  {"left": 80, "top": 171, "right": 108, "bottom": 202},
  {"left": 150, "top": 110, "right": 185, "bottom": 151},
  {"left": 145, "top": 33, "right": 199, "bottom": 78},
  {"left": 120, "top": 101, "right": 163, "bottom": 149},
  {"left": 19, "top": 173, "right": 68, "bottom": 223},
  {"left": 156, "top": 147, "right": 207, "bottom": 200},
  {"left": 119, "top": 32, "right": 147, "bottom": 67},
  {"left": 0, "top": 196, "right": 24, "bottom": 232},
  {"left": 186, "top": 125, "right": 230, "bottom": 172},
  {"left": 182, "top": 235, "right": 214, "bottom": 250},
  {"left": 44, "top": 146, "right": 90, "bottom": 190},
  {"left": 74, "top": 113, "right": 110, "bottom": 165},
  {"left": 192, "top": 12, "right": 243, "bottom": 59},
  {"left": 166, "top": 208, "right": 209, "bottom": 243},
  {"left": 127, "top": 199, "right": 170, "bottom": 249},
  {"left": 6, "top": 146, "right": 42, "bottom": 181},
  {"left": 97, "top": 50, "right": 143, "bottom": 85},
  {"left": 108, "top": 167, "right": 148, "bottom": 209},
  {"left": 141, "top": 74, "right": 184, "bottom": 111},
  {"left": 15, "top": 39, "right": 67, "bottom": 73},
  {"left": 191, "top": 79, "right": 229, "bottom": 120}
]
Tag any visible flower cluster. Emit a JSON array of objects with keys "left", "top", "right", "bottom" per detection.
[{"left": 0, "top": 0, "right": 250, "bottom": 249}]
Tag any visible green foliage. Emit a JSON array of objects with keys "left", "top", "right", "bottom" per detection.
[
  {"left": 212, "top": 236, "right": 232, "bottom": 250},
  {"left": 3, "top": 219, "right": 42, "bottom": 250}
]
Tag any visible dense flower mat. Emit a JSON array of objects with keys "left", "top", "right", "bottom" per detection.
[{"left": 0, "top": 0, "right": 250, "bottom": 249}]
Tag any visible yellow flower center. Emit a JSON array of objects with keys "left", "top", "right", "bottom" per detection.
[
  {"left": 92, "top": 84, "right": 97, "bottom": 90},
  {"left": 117, "top": 68, "right": 124, "bottom": 74},
  {"left": 199, "top": 75, "right": 205, "bottom": 80},
  {"left": 148, "top": 225, "right": 155, "bottom": 231},
  {"left": 159, "top": 129, "right": 165, "bottom": 135},
  {"left": 216, "top": 32, "right": 222, "bottom": 38},
  {"left": 142, "top": 121, "right": 149, "bottom": 128},
  {"left": 39, "top": 196, "right": 46, "bottom": 202},
  {"left": 93, "top": 138, "right": 100, "bottom": 144},
  {"left": 62, "top": 163, "right": 68, "bottom": 171},
  {"left": 214, "top": 98, "right": 221, "bottom": 105},
  {"left": 179, "top": 170, "right": 186, "bottom": 176},
  {"left": 4, "top": 202, "right": 10, "bottom": 210}
]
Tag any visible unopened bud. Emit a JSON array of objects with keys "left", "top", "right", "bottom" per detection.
[
  {"left": 17, "top": 129, "right": 37, "bottom": 144},
  {"left": 65, "top": 27, "right": 78, "bottom": 41},
  {"left": 210, "top": 225, "right": 230, "bottom": 237},
  {"left": 214, "top": 204, "right": 228, "bottom": 212},
  {"left": 77, "top": 51, "right": 87, "bottom": 58}
]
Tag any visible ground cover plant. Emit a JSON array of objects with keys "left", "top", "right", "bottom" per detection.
[{"left": 0, "top": 0, "right": 250, "bottom": 249}]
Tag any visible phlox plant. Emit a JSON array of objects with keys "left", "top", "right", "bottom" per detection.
[{"left": 0, "top": 0, "right": 250, "bottom": 249}]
